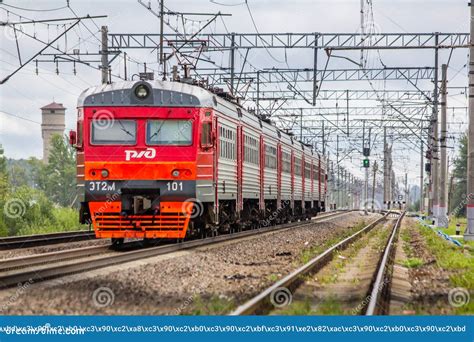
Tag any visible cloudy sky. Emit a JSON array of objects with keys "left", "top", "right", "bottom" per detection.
[{"left": 0, "top": 0, "right": 470, "bottom": 187}]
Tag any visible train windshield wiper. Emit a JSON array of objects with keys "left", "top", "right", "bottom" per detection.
[
  {"left": 118, "top": 120, "right": 134, "bottom": 138},
  {"left": 148, "top": 129, "right": 161, "bottom": 140},
  {"left": 148, "top": 120, "right": 168, "bottom": 142}
]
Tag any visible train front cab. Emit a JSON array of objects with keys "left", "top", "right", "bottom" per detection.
[{"left": 73, "top": 81, "right": 215, "bottom": 242}]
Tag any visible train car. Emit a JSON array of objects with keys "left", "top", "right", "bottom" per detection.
[{"left": 70, "top": 80, "right": 327, "bottom": 244}]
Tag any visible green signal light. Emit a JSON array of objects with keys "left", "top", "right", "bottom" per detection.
[{"left": 363, "top": 159, "right": 370, "bottom": 168}]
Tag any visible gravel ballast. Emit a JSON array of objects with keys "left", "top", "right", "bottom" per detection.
[{"left": 0, "top": 212, "right": 380, "bottom": 315}]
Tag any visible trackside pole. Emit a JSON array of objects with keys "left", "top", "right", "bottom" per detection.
[
  {"left": 432, "top": 33, "right": 440, "bottom": 225},
  {"left": 465, "top": 2, "right": 474, "bottom": 240},
  {"left": 438, "top": 64, "right": 448, "bottom": 228}
]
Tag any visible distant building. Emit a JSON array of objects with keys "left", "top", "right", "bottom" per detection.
[{"left": 41, "top": 102, "right": 65, "bottom": 162}]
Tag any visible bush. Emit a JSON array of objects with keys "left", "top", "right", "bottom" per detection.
[{"left": 1, "top": 186, "right": 85, "bottom": 236}]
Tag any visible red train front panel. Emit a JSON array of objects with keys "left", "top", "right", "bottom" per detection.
[{"left": 75, "top": 81, "right": 215, "bottom": 239}]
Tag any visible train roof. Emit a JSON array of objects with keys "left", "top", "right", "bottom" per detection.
[
  {"left": 77, "top": 80, "right": 324, "bottom": 157},
  {"left": 77, "top": 80, "right": 215, "bottom": 108}
]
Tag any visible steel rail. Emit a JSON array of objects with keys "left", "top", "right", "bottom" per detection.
[
  {"left": 365, "top": 211, "right": 406, "bottom": 315},
  {"left": 0, "top": 245, "right": 110, "bottom": 272},
  {"left": 0, "top": 211, "right": 350, "bottom": 289},
  {"left": 0, "top": 231, "right": 96, "bottom": 250},
  {"left": 230, "top": 212, "right": 390, "bottom": 315}
]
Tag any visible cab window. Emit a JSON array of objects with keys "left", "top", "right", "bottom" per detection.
[
  {"left": 91, "top": 119, "right": 136, "bottom": 145},
  {"left": 146, "top": 120, "right": 193, "bottom": 146}
]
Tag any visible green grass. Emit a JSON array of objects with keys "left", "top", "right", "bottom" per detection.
[
  {"left": 444, "top": 217, "right": 467, "bottom": 236},
  {"left": 419, "top": 216, "right": 474, "bottom": 249},
  {"left": 419, "top": 224, "right": 471, "bottom": 270},
  {"left": 315, "top": 297, "right": 345, "bottom": 315},
  {"left": 189, "top": 295, "right": 235, "bottom": 315},
  {"left": 277, "top": 297, "right": 345, "bottom": 315},
  {"left": 318, "top": 225, "right": 388, "bottom": 285},
  {"left": 267, "top": 274, "right": 279, "bottom": 282},
  {"left": 402, "top": 257, "right": 423, "bottom": 268},
  {"left": 299, "top": 219, "right": 367, "bottom": 264},
  {"left": 14, "top": 207, "right": 88, "bottom": 236},
  {"left": 277, "top": 300, "right": 312, "bottom": 315},
  {"left": 417, "top": 223, "right": 474, "bottom": 313},
  {"left": 282, "top": 219, "right": 389, "bottom": 315}
]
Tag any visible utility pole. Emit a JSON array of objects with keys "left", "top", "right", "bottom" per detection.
[
  {"left": 300, "top": 108, "right": 303, "bottom": 141},
  {"left": 337, "top": 165, "right": 340, "bottom": 209},
  {"left": 405, "top": 173, "right": 408, "bottom": 210},
  {"left": 353, "top": 175, "right": 356, "bottom": 209},
  {"left": 371, "top": 160, "right": 378, "bottom": 212},
  {"left": 331, "top": 158, "right": 334, "bottom": 211},
  {"left": 349, "top": 174, "right": 353, "bottom": 209},
  {"left": 466, "top": 2, "right": 474, "bottom": 241},
  {"left": 312, "top": 34, "right": 318, "bottom": 106},
  {"left": 123, "top": 52, "right": 128, "bottom": 81},
  {"left": 438, "top": 63, "right": 448, "bottom": 227},
  {"left": 346, "top": 90, "right": 350, "bottom": 136},
  {"left": 388, "top": 145, "right": 393, "bottom": 206},
  {"left": 159, "top": 0, "right": 164, "bottom": 70},
  {"left": 359, "top": 0, "right": 365, "bottom": 67},
  {"left": 343, "top": 169, "right": 346, "bottom": 208},
  {"left": 383, "top": 127, "right": 389, "bottom": 209},
  {"left": 327, "top": 159, "right": 331, "bottom": 211},
  {"left": 420, "top": 131, "right": 424, "bottom": 213},
  {"left": 448, "top": 159, "right": 454, "bottom": 213},
  {"left": 336, "top": 135, "right": 340, "bottom": 209},
  {"left": 101, "top": 26, "right": 109, "bottom": 84},
  {"left": 322, "top": 121, "right": 325, "bottom": 155},
  {"left": 230, "top": 32, "right": 236, "bottom": 96},
  {"left": 345, "top": 170, "right": 349, "bottom": 208},
  {"left": 363, "top": 121, "right": 369, "bottom": 214},
  {"left": 256, "top": 71, "right": 260, "bottom": 116},
  {"left": 328, "top": 151, "right": 332, "bottom": 210},
  {"left": 431, "top": 32, "right": 440, "bottom": 222}
]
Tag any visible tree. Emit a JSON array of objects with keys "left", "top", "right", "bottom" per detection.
[
  {"left": 0, "top": 144, "right": 82, "bottom": 237},
  {"left": 0, "top": 146, "right": 8, "bottom": 235},
  {"left": 28, "top": 157, "right": 48, "bottom": 190},
  {"left": 9, "top": 164, "right": 29, "bottom": 188},
  {"left": 0, "top": 150, "right": 7, "bottom": 201},
  {"left": 44, "top": 134, "right": 77, "bottom": 207},
  {"left": 450, "top": 134, "right": 467, "bottom": 217},
  {"left": 30, "top": 134, "right": 77, "bottom": 207}
]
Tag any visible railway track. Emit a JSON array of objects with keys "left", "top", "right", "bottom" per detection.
[
  {"left": 230, "top": 211, "right": 404, "bottom": 315},
  {"left": 364, "top": 211, "right": 405, "bottom": 315},
  {"left": 0, "top": 210, "right": 350, "bottom": 290},
  {"left": 0, "top": 230, "right": 95, "bottom": 249}
]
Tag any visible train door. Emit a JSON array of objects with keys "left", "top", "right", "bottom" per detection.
[
  {"left": 277, "top": 143, "right": 282, "bottom": 209},
  {"left": 237, "top": 125, "right": 244, "bottom": 214}
]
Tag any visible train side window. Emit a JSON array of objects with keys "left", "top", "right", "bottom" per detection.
[
  {"left": 282, "top": 151, "right": 291, "bottom": 173},
  {"left": 294, "top": 157, "right": 302, "bottom": 176},
  {"left": 201, "top": 122, "right": 213, "bottom": 148},
  {"left": 305, "top": 162, "right": 311, "bottom": 178}
]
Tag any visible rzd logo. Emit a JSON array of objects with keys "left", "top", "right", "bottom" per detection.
[{"left": 125, "top": 148, "right": 156, "bottom": 161}]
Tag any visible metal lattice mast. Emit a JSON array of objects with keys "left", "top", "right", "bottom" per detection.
[{"left": 465, "top": 2, "right": 474, "bottom": 240}]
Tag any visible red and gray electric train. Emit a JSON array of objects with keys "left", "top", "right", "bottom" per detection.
[{"left": 70, "top": 80, "right": 327, "bottom": 243}]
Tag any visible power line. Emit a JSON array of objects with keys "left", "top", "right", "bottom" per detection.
[
  {"left": 0, "top": 2, "right": 69, "bottom": 13},
  {"left": 0, "top": 110, "right": 41, "bottom": 125}
]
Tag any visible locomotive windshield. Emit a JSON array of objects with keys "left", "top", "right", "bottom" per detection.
[
  {"left": 91, "top": 119, "right": 136, "bottom": 145},
  {"left": 146, "top": 120, "right": 193, "bottom": 146}
]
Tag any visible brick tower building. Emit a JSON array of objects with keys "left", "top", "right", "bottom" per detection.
[{"left": 41, "top": 102, "right": 66, "bottom": 162}]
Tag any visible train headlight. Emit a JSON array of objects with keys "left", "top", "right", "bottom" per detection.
[
  {"left": 101, "top": 169, "right": 109, "bottom": 178},
  {"left": 134, "top": 84, "right": 150, "bottom": 99},
  {"left": 172, "top": 170, "right": 180, "bottom": 177}
]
